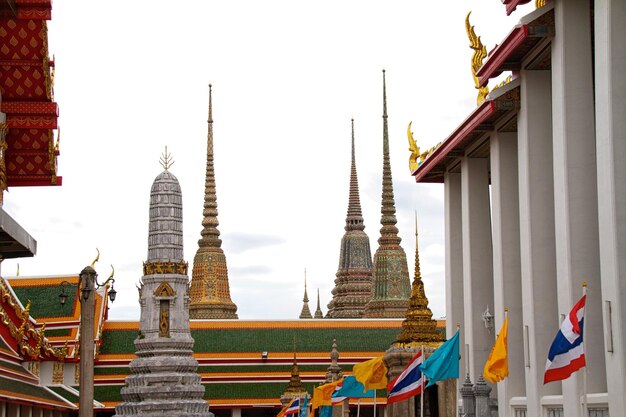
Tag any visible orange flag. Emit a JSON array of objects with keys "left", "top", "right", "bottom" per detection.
[{"left": 483, "top": 312, "right": 509, "bottom": 383}]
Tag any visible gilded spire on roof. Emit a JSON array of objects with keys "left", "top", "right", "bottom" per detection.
[
  {"left": 393, "top": 213, "right": 444, "bottom": 348},
  {"left": 466, "top": 12, "right": 489, "bottom": 105},
  {"left": 364, "top": 70, "right": 411, "bottom": 318},
  {"left": 189, "top": 85, "right": 238, "bottom": 319},
  {"left": 327, "top": 119, "right": 373, "bottom": 318},
  {"left": 314, "top": 289, "right": 324, "bottom": 318},
  {"left": 285, "top": 337, "right": 306, "bottom": 394},
  {"left": 299, "top": 269, "right": 313, "bottom": 319}
]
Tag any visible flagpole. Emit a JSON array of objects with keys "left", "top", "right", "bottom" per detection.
[
  {"left": 420, "top": 345, "right": 424, "bottom": 417},
  {"left": 503, "top": 308, "right": 508, "bottom": 417},
  {"left": 356, "top": 398, "right": 361, "bottom": 417},
  {"left": 582, "top": 282, "right": 588, "bottom": 417},
  {"left": 373, "top": 389, "right": 377, "bottom": 417}
]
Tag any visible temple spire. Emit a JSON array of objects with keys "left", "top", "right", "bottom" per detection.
[
  {"left": 364, "top": 70, "right": 411, "bottom": 318},
  {"left": 299, "top": 269, "right": 313, "bottom": 319},
  {"left": 393, "top": 212, "right": 444, "bottom": 347},
  {"left": 198, "top": 84, "right": 221, "bottom": 248},
  {"left": 189, "top": 85, "right": 238, "bottom": 319},
  {"left": 325, "top": 339, "right": 343, "bottom": 382},
  {"left": 314, "top": 289, "right": 324, "bottom": 318},
  {"left": 345, "top": 118, "right": 365, "bottom": 232},
  {"left": 326, "top": 119, "right": 373, "bottom": 318}
]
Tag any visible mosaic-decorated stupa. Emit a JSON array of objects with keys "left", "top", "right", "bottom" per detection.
[{"left": 364, "top": 70, "right": 411, "bottom": 318}]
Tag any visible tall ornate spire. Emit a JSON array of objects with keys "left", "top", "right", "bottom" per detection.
[
  {"left": 189, "top": 85, "right": 238, "bottom": 319},
  {"left": 314, "top": 289, "right": 324, "bottom": 318},
  {"left": 115, "top": 160, "right": 211, "bottom": 417},
  {"left": 299, "top": 269, "right": 313, "bottom": 319},
  {"left": 326, "top": 119, "right": 374, "bottom": 318},
  {"left": 393, "top": 213, "right": 444, "bottom": 347},
  {"left": 364, "top": 70, "right": 411, "bottom": 318}
]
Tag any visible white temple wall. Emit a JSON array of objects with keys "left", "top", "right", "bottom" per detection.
[
  {"left": 490, "top": 130, "right": 524, "bottom": 416},
  {"left": 595, "top": 0, "right": 626, "bottom": 413},
  {"left": 517, "top": 69, "right": 560, "bottom": 416},
  {"left": 460, "top": 157, "right": 494, "bottom": 383}
]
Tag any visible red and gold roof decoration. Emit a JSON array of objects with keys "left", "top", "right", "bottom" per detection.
[
  {"left": 0, "top": 276, "right": 65, "bottom": 360},
  {"left": 6, "top": 275, "right": 112, "bottom": 360},
  {"left": 0, "top": 0, "right": 61, "bottom": 188}
]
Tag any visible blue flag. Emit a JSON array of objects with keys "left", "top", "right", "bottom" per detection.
[
  {"left": 333, "top": 375, "right": 375, "bottom": 398},
  {"left": 320, "top": 406, "right": 333, "bottom": 417},
  {"left": 418, "top": 329, "right": 460, "bottom": 387},
  {"left": 300, "top": 395, "right": 309, "bottom": 417}
]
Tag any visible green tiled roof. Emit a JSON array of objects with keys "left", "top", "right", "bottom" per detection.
[
  {"left": 0, "top": 377, "right": 69, "bottom": 403},
  {"left": 45, "top": 328, "right": 72, "bottom": 337},
  {"left": 99, "top": 327, "right": 400, "bottom": 355},
  {"left": 12, "top": 286, "right": 77, "bottom": 319},
  {"left": 48, "top": 386, "right": 79, "bottom": 403},
  {"left": 94, "top": 384, "right": 123, "bottom": 402}
]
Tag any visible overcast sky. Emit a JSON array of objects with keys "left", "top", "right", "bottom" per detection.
[{"left": 3, "top": 1, "right": 533, "bottom": 320}]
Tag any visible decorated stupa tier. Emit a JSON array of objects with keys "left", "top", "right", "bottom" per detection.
[
  {"left": 189, "top": 85, "right": 238, "bottom": 319},
  {"left": 326, "top": 119, "right": 374, "bottom": 318},
  {"left": 114, "top": 158, "right": 211, "bottom": 417},
  {"left": 364, "top": 70, "right": 411, "bottom": 318}
]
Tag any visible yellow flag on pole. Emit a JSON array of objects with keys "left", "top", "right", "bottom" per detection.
[
  {"left": 312, "top": 379, "right": 342, "bottom": 410},
  {"left": 483, "top": 312, "right": 509, "bottom": 383},
  {"left": 352, "top": 356, "right": 388, "bottom": 391}
]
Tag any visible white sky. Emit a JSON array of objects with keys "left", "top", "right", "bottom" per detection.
[{"left": 2, "top": 1, "right": 534, "bottom": 320}]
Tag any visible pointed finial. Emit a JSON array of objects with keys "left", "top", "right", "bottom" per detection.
[
  {"left": 16, "top": 263, "right": 19, "bottom": 277},
  {"left": 382, "top": 69, "right": 388, "bottom": 119},
  {"left": 208, "top": 84, "right": 213, "bottom": 124},
  {"left": 344, "top": 118, "right": 365, "bottom": 232},
  {"left": 160, "top": 146, "right": 174, "bottom": 171},
  {"left": 91, "top": 248, "right": 100, "bottom": 268},
  {"left": 465, "top": 12, "right": 489, "bottom": 105}
]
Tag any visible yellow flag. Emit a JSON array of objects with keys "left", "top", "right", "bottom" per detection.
[
  {"left": 352, "top": 356, "right": 388, "bottom": 391},
  {"left": 312, "top": 379, "right": 342, "bottom": 410},
  {"left": 483, "top": 313, "right": 509, "bottom": 383}
]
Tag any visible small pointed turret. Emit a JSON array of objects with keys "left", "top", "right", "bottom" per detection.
[
  {"left": 280, "top": 337, "right": 307, "bottom": 406},
  {"left": 325, "top": 339, "right": 343, "bottom": 382},
  {"left": 393, "top": 213, "right": 444, "bottom": 347},
  {"left": 364, "top": 70, "right": 411, "bottom": 318},
  {"left": 314, "top": 289, "right": 324, "bottom": 319},
  {"left": 299, "top": 269, "right": 313, "bottom": 319},
  {"left": 189, "top": 85, "right": 238, "bottom": 319},
  {"left": 327, "top": 119, "right": 374, "bottom": 318}
]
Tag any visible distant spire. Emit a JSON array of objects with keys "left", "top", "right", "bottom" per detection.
[
  {"left": 189, "top": 85, "right": 238, "bottom": 319},
  {"left": 314, "top": 289, "right": 324, "bottom": 319},
  {"left": 345, "top": 118, "right": 365, "bottom": 232},
  {"left": 393, "top": 212, "right": 444, "bottom": 347},
  {"left": 284, "top": 336, "right": 306, "bottom": 394},
  {"left": 299, "top": 269, "right": 313, "bottom": 319},
  {"left": 378, "top": 69, "right": 401, "bottom": 247},
  {"left": 326, "top": 119, "right": 374, "bottom": 318},
  {"left": 198, "top": 84, "right": 222, "bottom": 249},
  {"left": 364, "top": 70, "right": 411, "bottom": 318}
]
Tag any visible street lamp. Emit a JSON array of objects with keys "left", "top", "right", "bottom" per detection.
[{"left": 59, "top": 264, "right": 115, "bottom": 417}]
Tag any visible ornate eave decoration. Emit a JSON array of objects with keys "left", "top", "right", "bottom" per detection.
[
  {"left": 143, "top": 260, "right": 189, "bottom": 276},
  {"left": 466, "top": 12, "right": 489, "bottom": 105}
]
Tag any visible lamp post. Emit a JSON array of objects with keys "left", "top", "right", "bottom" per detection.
[{"left": 60, "top": 265, "right": 116, "bottom": 417}]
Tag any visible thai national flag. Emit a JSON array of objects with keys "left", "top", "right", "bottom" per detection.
[
  {"left": 544, "top": 294, "right": 586, "bottom": 384},
  {"left": 331, "top": 379, "right": 345, "bottom": 405},
  {"left": 285, "top": 397, "right": 300, "bottom": 415},
  {"left": 387, "top": 349, "right": 425, "bottom": 404}
]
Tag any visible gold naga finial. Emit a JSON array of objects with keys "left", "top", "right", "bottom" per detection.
[
  {"left": 465, "top": 12, "right": 489, "bottom": 105},
  {"left": 91, "top": 248, "right": 100, "bottom": 268},
  {"left": 107, "top": 264, "right": 115, "bottom": 282},
  {"left": 407, "top": 122, "right": 421, "bottom": 172},
  {"left": 160, "top": 146, "right": 174, "bottom": 171},
  {"left": 536, "top": 0, "right": 546, "bottom": 8}
]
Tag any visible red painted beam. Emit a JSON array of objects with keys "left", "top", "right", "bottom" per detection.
[
  {"left": 413, "top": 101, "right": 496, "bottom": 183},
  {"left": 7, "top": 176, "right": 62, "bottom": 186},
  {"left": 476, "top": 25, "right": 528, "bottom": 88},
  {"left": 503, "top": 0, "right": 532, "bottom": 16}
]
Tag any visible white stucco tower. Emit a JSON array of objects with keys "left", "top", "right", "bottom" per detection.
[{"left": 115, "top": 157, "right": 212, "bottom": 417}]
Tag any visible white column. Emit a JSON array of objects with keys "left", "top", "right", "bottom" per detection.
[
  {"left": 490, "top": 130, "right": 524, "bottom": 416},
  {"left": 231, "top": 408, "right": 242, "bottom": 417},
  {"left": 552, "top": 2, "right": 606, "bottom": 415},
  {"left": 445, "top": 171, "right": 465, "bottom": 379},
  {"left": 595, "top": 0, "right": 626, "bottom": 414},
  {"left": 517, "top": 70, "right": 559, "bottom": 415},
  {"left": 461, "top": 157, "right": 494, "bottom": 382}
]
